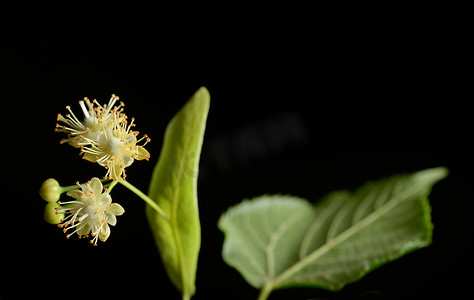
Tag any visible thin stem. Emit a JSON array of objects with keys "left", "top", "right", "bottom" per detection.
[
  {"left": 60, "top": 178, "right": 111, "bottom": 194},
  {"left": 182, "top": 293, "right": 190, "bottom": 300},
  {"left": 105, "top": 180, "right": 119, "bottom": 193},
  {"left": 117, "top": 178, "right": 170, "bottom": 222},
  {"left": 257, "top": 283, "right": 274, "bottom": 300},
  {"left": 59, "top": 184, "right": 80, "bottom": 194}
]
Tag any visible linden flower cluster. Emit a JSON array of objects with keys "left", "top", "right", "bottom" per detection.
[
  {"left": 40, "top": 177, "right": 125, "bottom": 246},
  {"left": 55, "top": 94, "right": 151, "bottom": 180},
  {"left": 40, "top": 94, "right": 154, "bottom": 245}
]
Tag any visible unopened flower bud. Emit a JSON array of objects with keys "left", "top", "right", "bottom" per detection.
[
  {"left": 44, "top": 202, "right": 64, "bottom": 224},
  {"left": 39, "top": 178, "right": 61, "bottom": 202}
]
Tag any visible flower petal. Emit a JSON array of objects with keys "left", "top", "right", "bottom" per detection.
[
  {"left": 125, "top": 133, "right": 136, "bottom": 144},
  {"left": 135, "top": 146, "right": 150, "bottom": 160},
  {"left": 106, "top": 213, "right": 117, "bottom": 226},
  {"left": 99, "top": 224, "right": 111, "bottom": 242},
  {"left": 109, "top": 203, "right": 125, "bottom": 216},
  {"left": 110, "top": 162, "right": 123, "bottom": 180},
  {"left": 83, "top": 152, "right": 97, "bottom": 163},
  {"left": 77, "top": 222, "right": 91, "bottom": 236},
  {"left": 66, "top": 189, "right": 83, "bottom": 200},
  {"left": 67, "top": 137, "right": 82, "bottom": 148},
  {"left": 99, "top": 192, "right": 112, "bottom": 206},
  {"left": 122, "top": 155, "right": 134, "bottom": 167},
  {"left": 89, "top": 177, "right": 103, "bottom": 195}
]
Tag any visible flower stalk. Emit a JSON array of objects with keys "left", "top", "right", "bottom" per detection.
[{"left": 117, "top": 178, "right": 169, "bottom": 222}]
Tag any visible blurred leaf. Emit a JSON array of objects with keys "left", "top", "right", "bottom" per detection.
[
  {"left": 219, "top": 195, "right": 317, "bottom": 288},
  {"left": 219, "top": 167, "right": 447, "bottom": 297},
  {"left": 146, "top": 87, "right": 210, "bottom": 298}
]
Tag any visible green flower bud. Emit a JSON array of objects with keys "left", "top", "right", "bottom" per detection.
[
  {"left": 43, "top": 202, "right": 64, "bottom": 224},
  {"left": 39, "top": 178, "right": 61, "bottom": 202}
]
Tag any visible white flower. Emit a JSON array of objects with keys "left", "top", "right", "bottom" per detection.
[
  {"left": 57, "top": 177, "right": 125, "bottom": 245},
  {"left": 55, "top": 94, "right": 124, "bottom": 147},
  {"left": 78, "top": 115, "right": 151, "bottom": 180},
  {"left": 55, "top": 94, "right": 150, "bottom": 180}
]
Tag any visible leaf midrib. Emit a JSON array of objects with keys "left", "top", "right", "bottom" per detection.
[
  {"left": 169, "top": 103, "right": 201, "bottom": 296},
  {"left": 270, "top": 180, "right": 426, "bottom": 288}
]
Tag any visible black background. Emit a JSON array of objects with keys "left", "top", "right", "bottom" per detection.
[{"left": 2, "top": 1, "right": 473, "bottom": 299}]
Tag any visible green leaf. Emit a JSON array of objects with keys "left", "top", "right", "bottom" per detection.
[
  {"left": 219, "top": 167, "right": 447, "bottom": 297},
  {"left": 219, "top": 195, "right": 318, "bottom": 288},
  {"left": 146, "top": 87, "right": 210, "bottom": 298}
]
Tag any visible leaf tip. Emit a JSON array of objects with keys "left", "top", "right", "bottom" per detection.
[
  {"left": 414, "top": 166, "right": 449, "bottom": 184},
  {"left": 195, "top": 86, "right": 210, "bottom": 102}
]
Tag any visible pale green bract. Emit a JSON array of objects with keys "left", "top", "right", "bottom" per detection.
[
  {"left": 219, "top": 167, "right": 447, "bottom": 298},
  {"left": 146, "top": 87, "right": 210, "bottom": 299}
]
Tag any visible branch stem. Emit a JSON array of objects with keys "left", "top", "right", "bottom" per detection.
[
  {"left": 257, "top": 283, "right": 274, "bottom": 300},
  {"left": 117, "top": 178, "right": 170, "bottom": 222}
]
